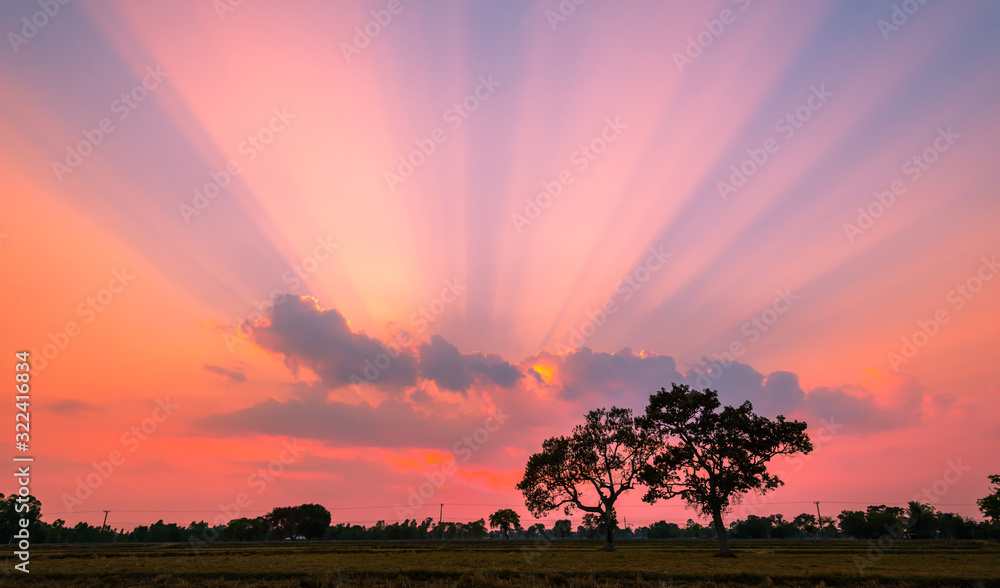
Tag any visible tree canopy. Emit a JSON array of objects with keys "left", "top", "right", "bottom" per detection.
[
  {"left": 517, "top": 406, "right": 658, "bottom": 551},
  {"left": 640, "top": 384, "right": 813, "bottom": 557}
]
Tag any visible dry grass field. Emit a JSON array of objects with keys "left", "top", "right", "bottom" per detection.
[{"left": 3, "top": 539, "right": 999, "bottom": 587}]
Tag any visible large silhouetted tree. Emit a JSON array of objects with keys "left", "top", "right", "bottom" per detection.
[
  {"left": 640, "top": 384, "right": 812, "bottom": 557},
  {"left": 517, "top": 407, "right": 658, "bottom": 551}
]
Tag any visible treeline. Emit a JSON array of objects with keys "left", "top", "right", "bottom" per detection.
[{"left": 3, "top": 495, "right": 996, "bottom": 544}]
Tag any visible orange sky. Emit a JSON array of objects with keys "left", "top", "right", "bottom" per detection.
[{"left": 1, "top": 1, "right": 998, "bottom": 531}]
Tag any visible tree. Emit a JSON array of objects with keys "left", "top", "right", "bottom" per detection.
[
  {"left": 488, "top": 508, "right": 521, "bottom": 539},
  {"left": 792, "top": 513, "right": 817, "bottom": 535},
  {"left": 837, "top": 510, "right": 867, "bottom": 538},
  {"left": 297, "top": 504, "right": 332, "bottom": 539},
  {"left": 517, "top": 407, "right": 658, "bottom": 551},
  {"left": 552, "top": 519, "right": 574, "bottom": 538},
  {"left": 226, "top": 517, "right": 262, "bottom": 541},
  {"left": 264, "top": 506, "right": 302, "bottom": 540},
  {"left": 647, "top": 520, "right": 680, "bottom": 539},
  {"left": 640, "top": 384, "right": 813, "bottom": 557},
  {"left": 978, "top": 474, "right": 1000, "bottom": 522},
  {"left": 769, "top": 514, "right": 797, "bottom": 539},
  {"left": 0, "top": 493, "right": 42, "bottom": 539},
  {"left": 906, "top": 501, "right": 939, "bottom": 539},
  {"left": 467, "top": 518, "right": 488, "bottom": 539}
]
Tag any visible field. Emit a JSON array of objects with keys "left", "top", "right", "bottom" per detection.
[{"left": 4, "top": 539, "right": 999, "bottom": 587}]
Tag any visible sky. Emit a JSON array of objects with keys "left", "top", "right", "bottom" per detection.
[{"left": 1, "top": 1, "right": 999, "bottom": 532}]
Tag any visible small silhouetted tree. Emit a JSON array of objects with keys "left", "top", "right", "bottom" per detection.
[
  {"left": 552, "top": 519, "right": 573, "bottom": 538},
  {"left": 517, "top": 407, "right": 658, "bottom": 551},
  {"left": 907, "top": 501, "right": 939, "bottom": 539},
  {"left": 792, "top": 513, "right": 817, "bottom": 535},
  {"left": 297, "top": 504, "right": 331, "bottom": 539},
  {"left": 488, "top": 509, "right": 521, "bottom": 539},
  {"left": 226, "top": 517, "right": 262, "bottom": 541},
  {"left": 640, "top": 384, "right": 812, "bottom": 557},
  {"left": 264, "top": 506, "right": 302, "bottom": 540}
]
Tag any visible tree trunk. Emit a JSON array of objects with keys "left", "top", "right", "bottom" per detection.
[
  {"left": 712, "top": 509, "right": 734, "bottom": 557},
  {"left": 602, "top": 507, "right": 615, "bottom": 551}
]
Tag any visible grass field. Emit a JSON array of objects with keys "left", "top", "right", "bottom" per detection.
[{"left": 4, "top": 539, "right": 999, "bottom": 587}]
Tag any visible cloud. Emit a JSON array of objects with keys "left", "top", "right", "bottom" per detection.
[
  {"left": 251, "top": 294, "right": 418, "bottom": 392},
  {"left": 197, "top": 397, "right": 509, "bottom": 450},
  {"left": 204, "top": 364, "right": 247, "bottom": 384},
  {"left": 536, "top": 347, "right": 685, "bottom": 407},
  {"left": 47, "top": 398, "right": 100, "bottom": 414},
  {"left": 216, "top": 298, "right": 935, "bottom": 448},
  {"left": 418, "top": 335, "right": 523, "bottom": 392},
  {"left": 684, "top": 357, "right": 921, "bottom": 433}
]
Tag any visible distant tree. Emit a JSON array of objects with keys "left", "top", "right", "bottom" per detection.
[
  {"left": 297, "top": 504, "right": 332, "bottom": 539},
  {"left": 906, "top": 501, "right": 939, "bottom": 539},
  {"left": 682, "top": 518, "right": 712, "bottom": 539},
  {"left": 838, "top": 506, "right": 905, "bottom": 540},
  {"left": 647, "top": 520, "right": 680, "bottom": 539},
  {"left": 467, "top": 518, "right": 488, "bottom": 539},
  {"left": 488, "top": 509, "right": 521, "bottom": 539},
  {"left": 226, "top": 517, "right": 262, "bottom": 541},
  {"left": 769, "top": 514, "right": 797, "bottom": 539},
  {"left": 978, "top": 475, "right": 1000, "bottom": 522},
  {"left": 578, "top": 511, "right": 618, "bottom": 541},
  {"left": 792, "top": 513, "right": 817, "bottom": 535},
  {"left": 836, "top": 510, "right": 867, "bottom": 539},
  {"left": 733, "top": 514, "right": 772, "bottom": 539},
  {"left": 264, "top": 506, "right": 302, "bottom": 540},
  {"left": 0, "top": 493, "right": 42, "bottom": 539},
  {"left": 517, "top": 407, "right": 658, "bottom": 551},
  {"left": 552, "top": 519, "right": 574, "bottom": 539},
  {"left": 525, "top": 523, "right": 546, "bottom": 539},
  {"left": 817, "top": 516, "right": 837, "bottom": 538},
  {"left": 640, "top": 384, "right": 813, "bottom": 557}
]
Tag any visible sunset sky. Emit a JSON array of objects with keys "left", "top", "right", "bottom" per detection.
[{"left": 2, "top": 1, "right": 999, "bottom": 531}]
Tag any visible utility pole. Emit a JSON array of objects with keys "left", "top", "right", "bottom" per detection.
[
  {"left": 814, "top": 501, "right": 822, "bottom": 537},
  {"left": 102, "top": 510, "right": 110, "bottom": 540},
  {"left": 439, "top": 503, "right": 443, "bottom": 525}
]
